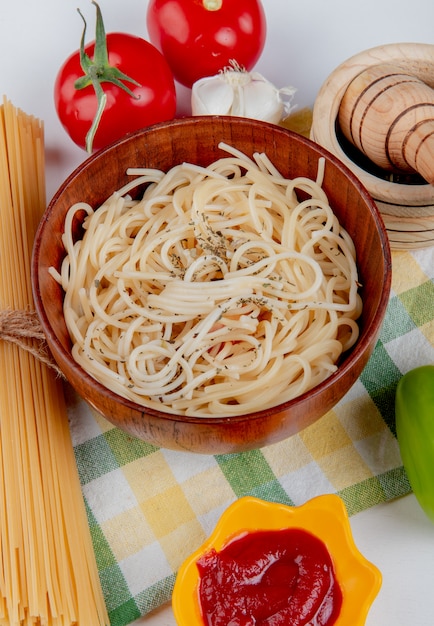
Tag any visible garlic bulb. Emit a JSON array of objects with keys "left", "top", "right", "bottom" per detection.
[{"left": 191, "top": 62, "right": 297, "bottom": 124}]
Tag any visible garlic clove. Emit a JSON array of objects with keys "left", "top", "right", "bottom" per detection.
[
  {"left": 191, "top": 64, "right": 297, "bottom": 124},
  {"left": 191, "top": 75, "right": 236, "bottom": 116},
  {"left": 240, "top": 73, "right": 295, "bottom": 123}
]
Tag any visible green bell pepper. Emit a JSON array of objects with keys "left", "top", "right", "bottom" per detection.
[{"left": 396, "top": 365, "right": 434, "bottom": 523}]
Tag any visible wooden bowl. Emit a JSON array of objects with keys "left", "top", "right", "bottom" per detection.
[
  {"left": 31, "top": 116, "right": 391, "bottom": 454},
  {"left": 311, "top": 43, "right": 434, "bottom": 249}
]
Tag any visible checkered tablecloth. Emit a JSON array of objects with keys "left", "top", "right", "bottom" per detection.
[{"left": 68, "top": 245, "right": 434, "bottom": 626}]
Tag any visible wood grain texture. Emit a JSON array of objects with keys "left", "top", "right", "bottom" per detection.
[
  {"left": 311, "top": 43, "right": 434, "bottom": 249},
  {"left": 31, "top": 116, "right": 391, "bottom": 454},
  {"left": 339, "top": 63, "right": 434, "bottom": 183}
]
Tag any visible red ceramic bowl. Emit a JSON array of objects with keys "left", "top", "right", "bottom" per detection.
[{"left": 31, "top": 116, "right": 391, "bottom": 453}]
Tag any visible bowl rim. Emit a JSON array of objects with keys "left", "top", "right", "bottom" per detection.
[{"left": 32, "top": 116, "right": 392, "bottom": 427}]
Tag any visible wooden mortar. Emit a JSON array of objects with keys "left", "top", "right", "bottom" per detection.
[
  {"left": 311, "top": 43, "right": 434, "bottom": 249},
  {"left": 338, "top": 62, "right": 434, "bottom": 184}
]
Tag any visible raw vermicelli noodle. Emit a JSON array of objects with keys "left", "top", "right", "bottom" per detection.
[
  {"left": 51, "top": 143, "right": 361, "bottom": 416},
  {"left": 0, "top": 98, "right": 108, "bottom": 625}
]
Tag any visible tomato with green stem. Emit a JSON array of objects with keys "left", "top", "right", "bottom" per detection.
[
  {"left": 54, "top": 1, "right": 176, "bottom": 153},
  {"left": 146, "top": 0, "right": 267, "bottom": 88}
]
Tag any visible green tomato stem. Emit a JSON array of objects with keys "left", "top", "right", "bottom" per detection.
[
  {"left": 74, "top": 0, "right": 142, "bottom": 153},
  {"left": 84, "top": 78, "right": 107, "bottom": 154}
]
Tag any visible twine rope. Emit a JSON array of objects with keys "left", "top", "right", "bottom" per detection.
[{"left": 0, "top": 309, "right": 63, "bottom": 377}]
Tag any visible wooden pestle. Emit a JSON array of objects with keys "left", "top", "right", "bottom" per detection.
[{"left": 338, "top": 63, "right": 434, "bottom": 184}]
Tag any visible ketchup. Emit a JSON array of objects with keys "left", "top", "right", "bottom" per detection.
[{"left": 196, "top": 528, "right": 342, "bottom": 625}]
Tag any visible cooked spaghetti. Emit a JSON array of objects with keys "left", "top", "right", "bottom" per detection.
[{"left": 52, "top": 144, "right": 361, "bottom": 416}]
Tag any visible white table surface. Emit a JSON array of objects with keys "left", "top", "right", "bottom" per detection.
[{"left": 2, "top": 1, "right": 434, "bottom": 624}]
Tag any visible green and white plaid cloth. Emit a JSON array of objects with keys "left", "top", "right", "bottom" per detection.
[{"left": 68, "top": 246, "right": 434, "bottom": 626}]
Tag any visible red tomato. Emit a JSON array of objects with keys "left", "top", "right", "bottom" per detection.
[
  {"left": 55, "top": 13, "right": 176, "bottom": 152},
  {"left": 146, "top": 0, "right": 267, "bottom": 88}
]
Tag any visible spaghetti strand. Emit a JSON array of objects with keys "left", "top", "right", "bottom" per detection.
[
  {"left": 0, "top": 98, "right": 108, "bottom": 626},
  {"left": 54, "top": 142, "right": 361, "bottom": 417}
]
